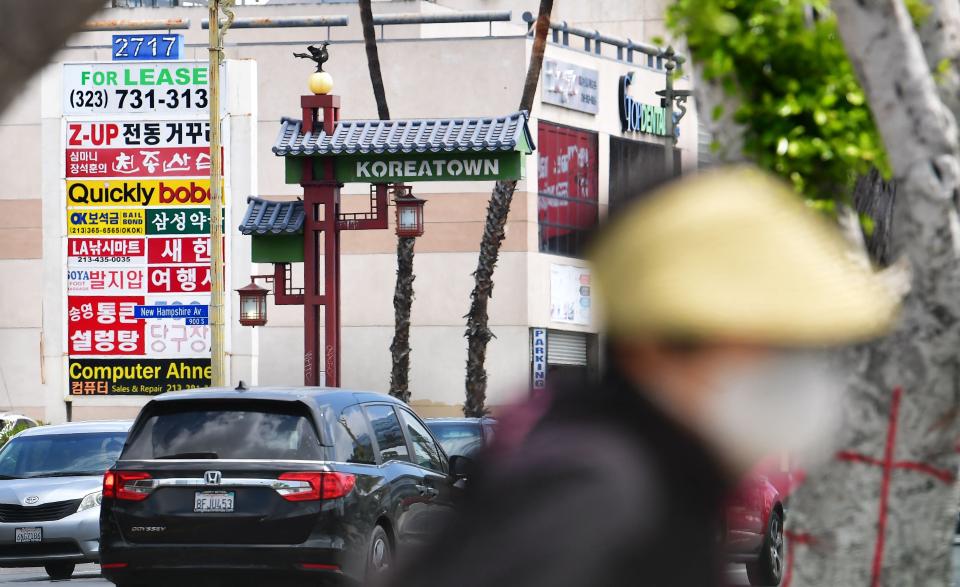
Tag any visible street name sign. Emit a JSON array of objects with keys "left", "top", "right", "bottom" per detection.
[{"left": 134, "top": 305, "right": 209, "bottom": 319}]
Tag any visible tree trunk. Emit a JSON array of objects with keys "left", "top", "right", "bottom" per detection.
[
  {"left": 787, "top": 1, "right": 960, "bottom": 585},
  {"left": 358, "top": 0, "right": 415, "bottom": 402},
  {"left": 690, "top": 60, "right": 746, "bottom": 165},
  {"left": 462, "top": 0, "right": 553, "bottom": 417},
  {"left": 854, "top": 168, "right": 897, "bottom": 267},
  {"left": 0, "top": 0, "right": 105, "bottom": 117},
  {"left": 358, "top": 0, "right": 390, "bottom": 121},
  {"left": 390, "top": 236, "right": 416, "bottom": 401},
  {"left": 464, "top": 179, "right": 518, "bottom": 416}
]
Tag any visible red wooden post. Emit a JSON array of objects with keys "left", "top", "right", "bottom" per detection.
[
  {"left": 324, "top": 192, "right": 341, "bottom": 387},
  {"left": 300, "top": 95, "right": 341, "bottom": 386}
]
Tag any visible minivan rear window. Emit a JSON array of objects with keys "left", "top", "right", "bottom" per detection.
[{"left": 122, "top": 401, "right": 323, "bottom": 461}]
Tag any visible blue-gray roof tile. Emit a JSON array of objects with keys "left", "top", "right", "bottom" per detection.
[
  {"left": 238, "top": 197, "right": 304, "bottom": 236},
  {"left": 272, "top": 111, "right": 533, "bottom": 156}
]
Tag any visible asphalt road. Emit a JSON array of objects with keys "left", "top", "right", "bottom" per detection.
[
  {"left": 0, "top": 564, "right": 102, "bottom": 584},
  {"left": 0, "top": 550, "right": 957, "bottom": 586}
]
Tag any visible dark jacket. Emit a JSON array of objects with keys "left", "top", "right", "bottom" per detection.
[{"left": 387, "top": 372, "right": 733, "bottom": 587}]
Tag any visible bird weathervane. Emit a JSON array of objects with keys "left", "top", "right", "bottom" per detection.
[{"left": 294, "top": 42, "right": 330, "bottom": 73}]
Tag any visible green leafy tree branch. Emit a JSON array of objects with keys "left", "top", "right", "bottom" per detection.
[{"left": 667, "top": 0, "right": 890, "bottom": 204}]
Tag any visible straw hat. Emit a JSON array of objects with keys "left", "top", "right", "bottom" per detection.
[{"left": 590, "top": 166, "right": 898, "bottom": 345}]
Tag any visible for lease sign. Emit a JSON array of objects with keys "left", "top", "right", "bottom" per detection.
[{"left": 62, "top": 62, "right": 216, "bottom": 115}]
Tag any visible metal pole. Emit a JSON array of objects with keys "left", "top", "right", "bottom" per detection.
[
  {"left": 663, "top": 46, "right": 675, "bottom": 180},
  {"left": 209, "top": 0, "right": 226, "bottom": 388}
]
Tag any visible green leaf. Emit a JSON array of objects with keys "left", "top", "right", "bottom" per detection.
[
  {"left": 666, "top": 0, "right": 888, "bottom": 203},
  {"left": 846, "top": 91, "right": 865, "bottom": 106}
]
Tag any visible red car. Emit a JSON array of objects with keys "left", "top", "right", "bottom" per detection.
[{"left": 725, "top": 471, "right": 787, "bottom": 586}]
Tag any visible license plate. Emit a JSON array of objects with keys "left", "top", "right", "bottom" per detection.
[
  {"left": 15, "top": 527, "right": 41, "bottom": 543},
  {"left": 193, "top": 491, "right": 234, "bottom": 513}
]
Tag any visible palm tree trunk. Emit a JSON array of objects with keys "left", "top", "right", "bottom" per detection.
[
  {"left": 463, "top": 0, "right": 553, "bottom": 417},
  {"left": 390, "top": 236, "right": 416, "bottom": 402},
  {"left": 358, "top": 0, "right": 390, "bottom": 120},
  {"left": 359, "top": 0, "right": 417, "bottom": 401}
]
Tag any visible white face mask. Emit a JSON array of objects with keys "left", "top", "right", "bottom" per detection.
[{"left": 694, "top": 353, "right": 843, "bottom": 473}]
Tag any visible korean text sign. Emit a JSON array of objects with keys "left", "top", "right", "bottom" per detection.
[{"left": 63, "top": 63, "right": 226, "bottom": 395}]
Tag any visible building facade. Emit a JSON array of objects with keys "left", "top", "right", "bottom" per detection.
[{"left": 0, "top": 0, "right": 696, "bottom": 422}]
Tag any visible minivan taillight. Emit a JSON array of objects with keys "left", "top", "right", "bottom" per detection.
[
  {"left": 277, "top": 472, "right": 356, "bottom": 501},
  {"left": 103, "top": 471, "right": 116, "bottom": 499},
  {"left": 107, "top": 471, "right": 153, "bottom": 501}
]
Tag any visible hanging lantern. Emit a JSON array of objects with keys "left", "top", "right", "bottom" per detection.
[
  {"left": 394, "top": 185, "right": 426, "bottom": 238},
  {"left": 237, "top": 280, "right": 270, "bottom": 327}
]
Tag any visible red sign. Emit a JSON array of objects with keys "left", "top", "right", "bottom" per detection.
[
  {"left": 148, "top": 266, "right": 211, "bottom": 293},
  {"left": 68, "top": 237, "right": 145, "bottom": 265},
  {"left": 66, "top": 147, "right": 218, "bottom": 178},
  {"left": 147, "top": 236, "right": 219, "bottom": 265},
  {"left": 537, "top": 121, "right": 598, "bottom": 241},
  {"left": 67, "top": 295, "right": 145, "bottom": 356}
]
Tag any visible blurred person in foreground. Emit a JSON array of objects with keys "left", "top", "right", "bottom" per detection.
[{"left": 386, "top": 166, "right": 898, "bottom": 587}]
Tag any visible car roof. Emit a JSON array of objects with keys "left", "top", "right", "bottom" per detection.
[
  {"left": 145, "top": 386, "right": 405, "bottom": 414},
  {"left": 17, "top": 420, "right": 132, "bottom": 436},
  {"left": 425, "top": 417, "right": 497, "bottom": 423}
]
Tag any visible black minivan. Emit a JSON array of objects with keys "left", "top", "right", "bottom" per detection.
[{"left": 100, "top": 387, "right": 463, "bottom": 586}]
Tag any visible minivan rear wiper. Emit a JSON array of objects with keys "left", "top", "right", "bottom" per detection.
[
  {"left": 21, "top": 471, "right": 100, "bottom": 479},
  {"left": 155, "top": 452, "right": 219, "bottom": 459}
]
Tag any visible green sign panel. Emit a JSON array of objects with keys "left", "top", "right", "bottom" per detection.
[
  {"left": 285, "top": 151, "right": 524, "bottom": 185},
  {"left": 147, "top": 208, "right": 223, "bottom": 235}
]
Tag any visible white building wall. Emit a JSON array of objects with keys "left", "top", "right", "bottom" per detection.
[{"left": 0, "top": 1, "right": 694, "bottom": 421}]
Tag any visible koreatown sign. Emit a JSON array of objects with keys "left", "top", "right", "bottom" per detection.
[{"left": 284, "top": 151, "right": 523, "bottom": 184}]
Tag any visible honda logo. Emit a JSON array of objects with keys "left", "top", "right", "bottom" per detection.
[{"left": 204, "top": 471, "right": 222, "bottom": 485}]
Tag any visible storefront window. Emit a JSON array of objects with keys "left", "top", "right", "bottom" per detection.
[
  {"left": 608, "top": 136, "right": 680, "bottom": 212},
  {"left": 537, "top": 121, "right": 599, "bottom": 258}
]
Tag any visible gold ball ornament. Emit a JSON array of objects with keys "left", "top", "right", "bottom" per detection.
[{"left": 308, "top": 72, "right": 334, "bottom": 95}]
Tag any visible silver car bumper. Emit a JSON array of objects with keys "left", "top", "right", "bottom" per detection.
[{"left": 0, "top": 506, "right": 99, "bottom": 567}]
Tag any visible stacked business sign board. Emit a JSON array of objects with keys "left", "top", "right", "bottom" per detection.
[{"left": 63, "top": 36, "right": 226, "bottom": 396}]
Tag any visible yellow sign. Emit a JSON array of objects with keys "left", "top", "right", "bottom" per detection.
[
  {"left": 68, "top": 208, "right": 146, "bottom": 236},
  {"left": 65, "top": 179, "right": 224, "bottom": 208}
]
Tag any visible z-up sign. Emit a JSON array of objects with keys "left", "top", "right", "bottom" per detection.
[{"left": 287, "top": 151, "right": 524, "bottom": 184}]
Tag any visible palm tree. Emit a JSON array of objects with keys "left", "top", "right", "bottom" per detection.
[
  {"left": 463, "top": 0, "right": 554, "bottom": 417},
  {"left": 359, "top": 0, "right": 416, "bottom": 402},
  {"left": 358, "top": 0, "right": 390, "bottom": 121}
]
